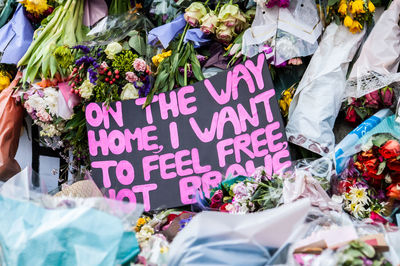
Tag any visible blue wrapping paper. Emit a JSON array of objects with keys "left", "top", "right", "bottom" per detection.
[
  {"left": 184, "top": 28, "right": 211, "bottom": 48},
  {"left": 148, "top": 14, "right": 186, "bottom": 49},
  {"left": 0, "top": 195, "right": 140, "bottom": 265},
  {"left": 0, "top": 4, "right": 33, "bottom": 64}
]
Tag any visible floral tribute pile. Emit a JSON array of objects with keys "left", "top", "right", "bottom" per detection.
[{"left": 0, "top": 0, "right": 399, "bottom": 265}]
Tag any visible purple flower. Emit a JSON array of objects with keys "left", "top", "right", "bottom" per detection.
[
  {"left": 361, "top": 257, "right": 373, "bottom": 266},
  {"left": 279, "top": 0, "right": 290, "bottom": 8},
  {"left": 196, "top": 54, "right": 207, "bottom": 66},
  {"left": 73, "top": 45, "right": 91, "bottom": 54}
]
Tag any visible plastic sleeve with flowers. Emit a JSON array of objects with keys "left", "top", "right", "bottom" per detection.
[
  {"left": 286, "top": 23, "right": 365, "bottom": 156},
  {"left": 241, "top": 0, "right": 321, "bottom": 64},
  {"left": 345, "top": 0, "right": 400, "bottom": 99},
  {"left": 167, "top": 199, "right": 311, "bottom": 266}
]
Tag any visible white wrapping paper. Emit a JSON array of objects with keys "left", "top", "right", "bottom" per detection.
[
  {"left": 286, "top": 24, "right": 365, "bottom": 156},
  {"left": 242, "top": 0, "right": 322, "bottom": 64},
  {"left": 345, "top": 0, "right": 400, "bottom": 99}
]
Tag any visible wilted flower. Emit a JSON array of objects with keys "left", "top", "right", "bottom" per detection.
[
  {"left": 218, "top": 4, "right": 246, "bottom": 27},
  {"left": 200, "top": 11, "right": 218, "bottom": 34},
  {"left": 216, "top": 24, "right": 235, "bottom": 44},
  {"left": 104, "top": 42, "right": 122, "bottom": 60},
  {"left": 121, "top": 83, "right": 139, "bottom": 100},
  {"left": 184, "top": 2, "right": 207, "bottom": 27}
]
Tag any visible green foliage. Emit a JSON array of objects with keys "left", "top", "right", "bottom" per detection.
[
  {"left": 111, "top": 50, "right": 138, "bottom": 74},
  {"left": 93, "top": 82, "right": 120, "bottom": 105}
]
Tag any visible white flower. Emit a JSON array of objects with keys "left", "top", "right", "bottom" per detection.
[
  {"left": 79, "top": 79, "right": 95, "bottom": 99},
  {"left": 105, "top": 42, "right": 122, "bottom": 60},
  {"left": 361, "top": 137, "right": 373, "bottom": 152},
  {"left": 349, "top": 187, "right": 369, "bottom": 205},
  {"left": 121, "top": 83, "right": 139, "bottom": 100},
  {"left": 26, "top": 93, "right": 46, "bottom": 112},
  {"left": 43, "top": 87, "right": 59, "bottom": 116}
]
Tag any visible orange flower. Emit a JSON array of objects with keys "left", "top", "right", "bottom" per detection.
[{"left": 387, "top": 183, "right": 400, "bottom": 200}]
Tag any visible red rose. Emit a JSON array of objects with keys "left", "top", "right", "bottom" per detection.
[
  {"left": 379, "top": 140, "right": 400, "bottom": 159},
  {"left": 211, "top": 189, "right": 223, "bottom": 204},
  {"left": 387, "top": 158, "right": 400, "bottom": 171},
  {"left": 387, "top": 183, "right": 400, "bottom": 200},
  {"left": 219, "top": 203, "right": 229, "bottom": 212},
  {"left": 338, "top": 180, "right": 352, "bottom": 193},
  {"left": 210, "top": 201, "right": 222, "bottom": 209},
  {"left": 345, "top": 106, "right": 357, "bottom": 123},
  {"left": 364, "top": 158, "right": 378, "bottom": 172}
]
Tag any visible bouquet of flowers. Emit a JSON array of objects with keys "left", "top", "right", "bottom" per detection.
[
  {"left": 205, "top": 167, "right": 284, "bottom": 214},
  {"left": 21, "top": 85, "right": 65, "bottom": 138},
  {"left": 326, "top": 0, "right": 375, "bottom": 33},
  {"left": 345, "top": 86, "right": 395, "bottom": 123},
  {"left": 336, "top": 134, "right": 400, "bottom": 221}
]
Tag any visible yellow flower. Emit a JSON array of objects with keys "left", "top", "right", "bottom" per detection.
[
  {"left": 0, "top": 73, "right": 10, "bottom": 91},
  {"left": 338, "top": 4, "right": 348, "bottom": 15},
  {"left": 344, "top": 15, "right": 353, "bottom": 28},
  {"left": 152, "top": 50, "right": 172, "bottom": 67},
  {"left": 279, "top": 90, "right": 294, "bottom": 117},
  {"left": 350, "top": 0, "right": 365, "bottom": 14},
  {"left": 20, "top": 0, "right": 49, "bottom": 16},
  {"left": 338, "top": 0, "right": 348, "bottom": 15},
  {"left": 349, "top": 20, "right": 363, "bottom": 33},
  {"left": 368, "top": 1, "right": 375, "bottom": 12},
  {"left": 136, "top": 217, "right": 147, "bottom": 227}
]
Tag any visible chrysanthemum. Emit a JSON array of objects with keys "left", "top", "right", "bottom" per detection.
[{"left": 20, "top": 0, "right": 50, "bottom": 16}]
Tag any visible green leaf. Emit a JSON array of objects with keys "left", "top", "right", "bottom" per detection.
[
  {"left": 377, "top": 161, "right": 386, "bottom": 175},
  {"left": 372, "top": 134, "right": 391, "bottom": 147},
  {"left": 128, "top": 31, "right": 146, "bottom": 56},
  {"left": 328, "top": 0, "right": 340, "bottom": 6},
  {"left": 189, "top": 44, "right": 204, "bottom": 81}
]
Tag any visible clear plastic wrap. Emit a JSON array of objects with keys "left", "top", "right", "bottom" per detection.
[
  {"left": 0, "top": 168, "right": 143, "bottom": 265},
  {"left": 281, "top": 158, "right": 340, "bottom": 212},
  {"left": 242, "top": 0, "right": 322, "bottom": 64},
  {"left": 167, "top": 199, "right": 311, "bottom": 266},
  {"left": 345, "top": 0, "right": 400, "bottom": 99}
]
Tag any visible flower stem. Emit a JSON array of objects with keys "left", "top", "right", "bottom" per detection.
[
  {"left": 184, "top": 63, "right": 188, "bottom": 86},
  {"left": 204, "top": 0, "right": 210, "bottom": 5},
  {"left": 177, "top": 23, "right": 189, "bottom": 52}
]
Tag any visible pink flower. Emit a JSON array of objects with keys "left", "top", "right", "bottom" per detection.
[
  {"left": 133, "top": 58, "right": 147, "bottom": 72},
  {"left": 37, "top": 109, "right": 52, "bottom": 122},
  {"left": 125, "top": 72, "right": 139, "bottom": 83},
  {"left": 100, "top": 61, "right": 108, "bottom": 69},
  {"left": 24, "top": 102, "right": 33, "bottom": 113},
  {"left": 380, "top": 86, "right": 394, "bottom": 107},
  {"left": 364, "top": 90, "right": 380, "bottom": 108},
  {"left": 211, "top": 190, "right": 223, "bottom": 204}
]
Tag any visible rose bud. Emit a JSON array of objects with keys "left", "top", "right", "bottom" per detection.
[
  {"left": 345, "top": 106, "right": 357, "bottom": 123},
  {"left": 184, "top": 2, "right": 207, "bottom": 27},
  {"left": 200, "top": 12, "right": 218, "bottom": 34},
  {"left": 380, "top": 86, "right": 394, "bottom": 107}
]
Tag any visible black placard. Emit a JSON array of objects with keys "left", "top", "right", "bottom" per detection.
[{"left": 86, "top": 53, "right": 291, "bottom": 211}]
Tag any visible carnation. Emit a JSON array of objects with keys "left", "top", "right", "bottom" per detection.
[{"left": 133, "top": 58, "right": 147, "bottom": 72}]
